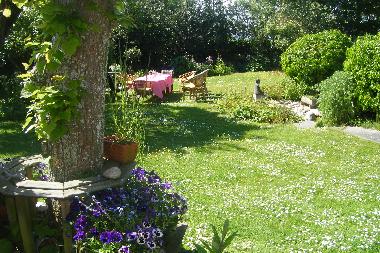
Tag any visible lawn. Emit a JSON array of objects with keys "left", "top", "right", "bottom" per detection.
[{"left": 1, "top": 71, "right": 379, "bottom": 252}]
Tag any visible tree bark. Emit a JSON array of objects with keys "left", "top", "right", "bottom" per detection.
[{"left": 46, "top": 0, "right": 114, "bottom": 182}]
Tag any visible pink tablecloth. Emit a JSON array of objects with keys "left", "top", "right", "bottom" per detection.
[{"left": 135, "top": 73, "right": 173, "bottom": 99}]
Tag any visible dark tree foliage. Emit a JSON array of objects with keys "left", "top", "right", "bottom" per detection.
[
  {"left": 110, "top": 0, "right": 234, "bottom": 71},
  {"left": 316, "top": 0, "right": 380, "bottom": 36}
]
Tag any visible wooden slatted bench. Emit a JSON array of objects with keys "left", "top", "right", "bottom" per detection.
[{"left": 0, "top": 155, "right": 136, "bottom": 253}]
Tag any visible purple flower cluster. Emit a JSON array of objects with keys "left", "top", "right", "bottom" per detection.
[
  {"left": 67, "top": 167, "right": 187, "bottom": 253},
  {"left": 100, "top": 230, "right": 123, "bottom": 244},
  {"left": 35, "top": 162, "right": 49, "bottom": 181}
]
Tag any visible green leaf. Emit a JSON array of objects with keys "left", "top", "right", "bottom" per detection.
[
  {"left": 50, "top": 125, "right": 67, "bottom": 141},
  {"left": 12, "top": 0, "right": 28, "bottom": 8},
  {"left": 17, "top": 73, "right": 32, "bottom": 79},
  {"left": 22, "top": 63, "right": 30, "bottom": 70},
  {"left": 194, "top": 244, "right": 208, "bottom": 253},
  {"left": 222, "top": 232, "right": 238, "bottom": 250},
  {"left": 221, "top": 219, "right": 229, "bottom": 241},
  {"left": 200, "top": 239, "right": 213, "bottom": 252},
  {"left": 23, "top": 117, "right": 34, "bottom": 132},
  {"left": 46, "top": 61, "right": 60, "bottom": 72},
  {"left": 211, "top": 225, "right": 222, "bottom": 246},
  {"left": 2, "top": 8, "right": 11, "bottom": 17},
  {"left": 61, "top": 35, "right": 81, "bottom": 56}
]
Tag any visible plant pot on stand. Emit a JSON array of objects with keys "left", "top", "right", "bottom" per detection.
[{"left": 103, "top": 136, "right": 138, "bottom": 164}]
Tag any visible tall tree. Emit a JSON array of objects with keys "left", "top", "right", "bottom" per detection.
[
  {"left": 2, "top": 0, "right": 115, "bottom": 181},
  {"left": 316, "top": 0, "right": 380, "bottom": 36},
  {"left": 46, "top": 0, "right": 114, "bottom": 182}
]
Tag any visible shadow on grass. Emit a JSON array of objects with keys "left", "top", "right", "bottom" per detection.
[
  {"left": 144, "top": 103, "right": 264, "bottom": 153},
  {"left": 0, "top": 121, "right": 41, "bottom": 158}
]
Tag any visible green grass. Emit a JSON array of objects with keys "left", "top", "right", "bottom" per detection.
[
  {"left": 1, "top": 71, "right": 380, "bottom": 252},
  {"left": 0, "top": 121, "right": 40, "bottom": 159}
]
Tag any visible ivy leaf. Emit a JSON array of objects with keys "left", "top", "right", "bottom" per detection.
[
  {"left": 12, "top": 0, "right": 28, "bottom": 8},
  {"left": 61, "top": 36, "right": 81, "bottom": 57},
  {"left": 46, "top": 61, "right": 60, "bottom": 72},
  {"left": 2, "top": 8, "right": 11, "bottom": 17},
  {"left": 23, "top": 117, "right": 35, "bottom": 133},
  {"left": 22, "top": 63, "right": 30, "bottom": 70},
  {"left": 25, "top": 42, "right": 40, "bottom": 48},
  {"left": 17, "top": 73, "right": 32, "bottom": 79}
]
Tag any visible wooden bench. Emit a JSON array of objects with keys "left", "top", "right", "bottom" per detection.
[{"left": 0, "top": 155, "right": 135, "bottom": 253}]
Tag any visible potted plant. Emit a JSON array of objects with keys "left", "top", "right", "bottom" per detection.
[
  {"left": 66, "top": 167, "right": 188, "bottom": 252},
  {"left": 104, "top": 88, "right": 146, "bottom": 164}
]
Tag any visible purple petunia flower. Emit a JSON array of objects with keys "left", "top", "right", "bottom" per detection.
[
  {"left": 118, "top": 246, "right": 130, "bottom": 253},
  {"left": 73, "top": 230, "right": 86, "bottom": 241},
  {"left": 99, "top": 231, "right": 111, "bottom": 244},
  {"left": 126, "top": 231, "right": 138, "bottom": 241},
  {"left": 111, "top": 231, "right": 123, "bottom": 243},
  {"left": 99, "top": 230, "right": 123, "bottom": 244},
  {"left": 40, "top": 174, "right": 49, "bottom": 181},
  {"left": 161, "top": 182, "right": 172, "bottom": 189},
  {"left": 89, "top": 227, "right": 99, "bottom": 236},
  {"left": 74, "top": 215, "right": 87, "bottom": 231},
  {"left": 131, "top": 167, "right": 146, "bottom": 181}
]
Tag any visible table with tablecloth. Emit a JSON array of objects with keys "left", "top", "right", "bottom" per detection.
[{"left": 134, "top": 73, "right": 173, "bottom": 99}]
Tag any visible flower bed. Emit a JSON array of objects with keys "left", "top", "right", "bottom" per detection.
[{"left": 66, "top": 167, "right": 187, "bottom": 253}]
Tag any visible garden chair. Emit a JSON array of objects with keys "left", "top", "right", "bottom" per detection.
[
  {"left": 182, "top": 69, "right": 209, "bottom": 100},
  {"left": 161, "top": 69, "right": 174, "bottom": 76},
  {"left": 179, "top": 71, "right": 196, "bottom": 85},
  {"left": 132, "top": 80, "right": 152, "bottom": 96}
]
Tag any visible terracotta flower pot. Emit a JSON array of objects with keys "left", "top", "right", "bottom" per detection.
[{"left": 104, "top": 137, "right": 138, "bottom": 164}]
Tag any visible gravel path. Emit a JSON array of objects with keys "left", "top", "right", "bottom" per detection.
[{"left": 344, "top": 126, "right": 380, "bottom": 144}]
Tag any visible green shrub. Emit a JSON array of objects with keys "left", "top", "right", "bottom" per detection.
[
  {"left": 211, "top": 57, "right": 234, "bottom": 76},
  {"left": 344, "top": 33, "right": 380, "bottom": 119},
  {"left": 260, "top": 76, "right": 307, "bottom": 101},
  {"left": 217, "top": 93, "right": 300, "bottom": 123},
  {"left": 282, "top": 77, "right": 308, "bottom": 101},
  {"left": 318, "top": 71, "right": 356, "bottom": 125},
  {"left": 170, "top": 55, "right": 196, "bottom": 76},
  {"left": 281, "top": 30, "right": 351, "bottom": 86}
]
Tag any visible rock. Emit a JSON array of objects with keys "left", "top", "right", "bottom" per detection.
[
  {"left": 305, "top": 111, "right": 317, "bottom": 121},
  {"left": 35, "top": 201, "right": 48, "bottom": 212},
  {"left": 301, "top": 96, "right": 317, "bottom": 108},
  {"left": 309, "top": 109, "right": 321, "bottom": 117},
  {"left": 103, "top": 160, "right": 120, "bottom": 170},
  {"left": 102, "top": 167, "right": 121, "bottom": 179}
]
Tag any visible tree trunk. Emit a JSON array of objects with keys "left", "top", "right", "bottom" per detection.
[{"left": 46, "top": 1, "right": 114, "bottom": 182}]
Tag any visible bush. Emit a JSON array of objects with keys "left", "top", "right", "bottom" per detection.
[
  {"left": 318, "top": 71, "right": 356, "bottom": 126},
  {"left": 260, "top": 76, "right": 307, "bottom": 101},
  {"left": 282, "top": 77, "right": 308, "bottom": 101},
  {"left": 280, "top": 30, "right": 351, "bottom": 86},
  {"left": 170, "top": 55, "right": 196, "bottom": 77},
  {"left": 344, "top": 33, "right": 380, "bottom": 119},
  {"left": 217, "top": 93, "right": 300, "bottom": 123},
  {"left": 0, "top": 75, "right": 27, "bottom": 120},
  {"left": 210, "top": 57, "right": 234, "bottom": 76}
]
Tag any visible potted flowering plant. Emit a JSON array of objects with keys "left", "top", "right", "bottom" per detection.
[
  {"left": 104, "top": 88, "right": 146, "bottom": 163},
  {"left": 66, "top": 167, "right": 188, "bottom": 253}
]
